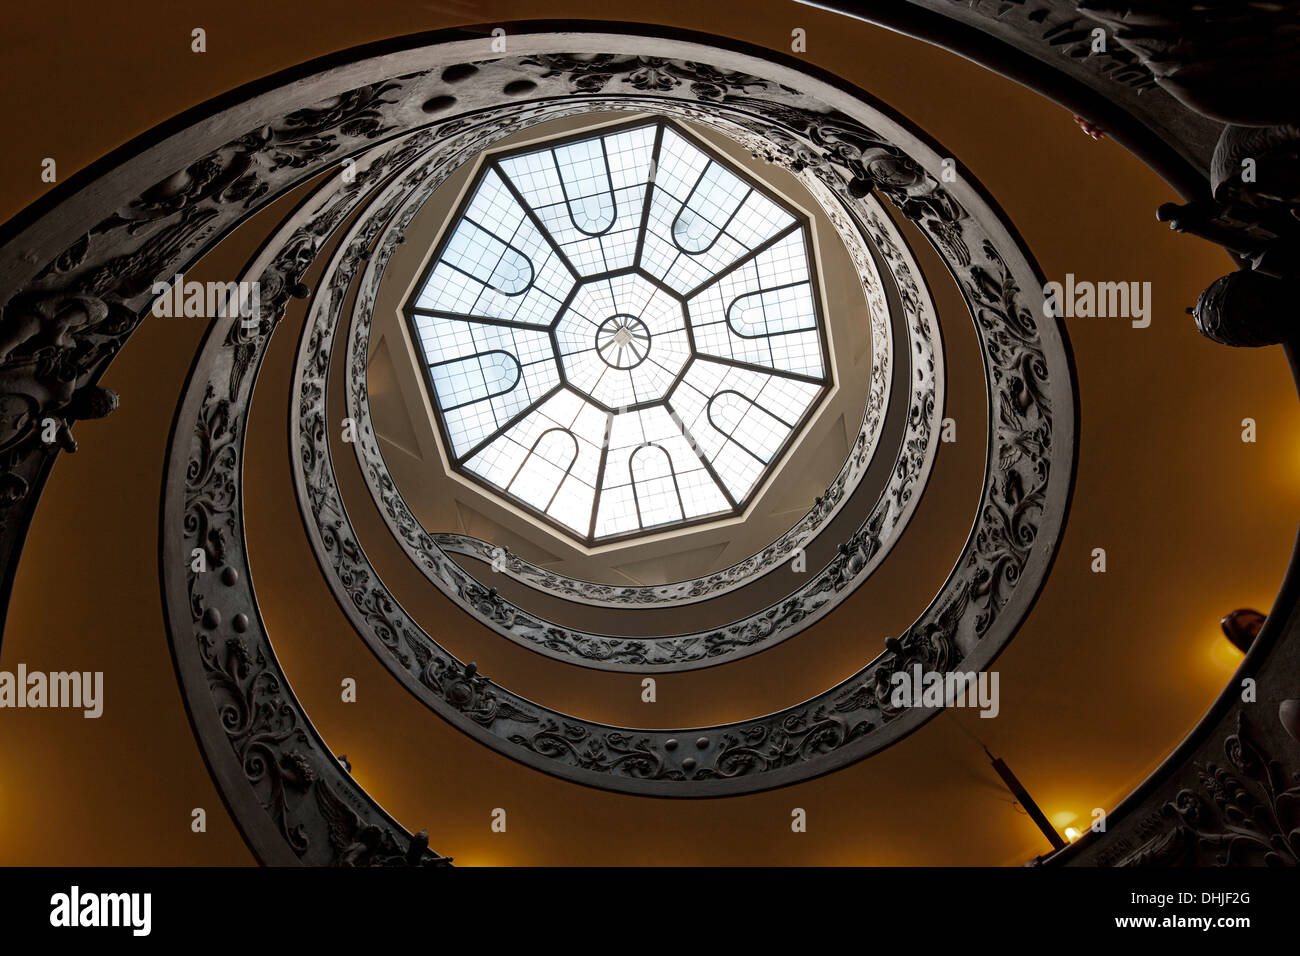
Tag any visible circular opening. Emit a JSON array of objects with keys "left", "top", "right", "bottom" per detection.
[{"left": 594, "top": 313, "right": 651, "bottom": 368}]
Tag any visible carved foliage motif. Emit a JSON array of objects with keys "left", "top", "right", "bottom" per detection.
[
  {"left": 0, "top": 18, "right": 1278, "bottom": 866},
  {"left": 331, "top": 100, "right": 940, "bottom": 669},
  {"left": 169, "top": 125, "right": 451, "bottom": 865},
  {"left": 0, "top": 292, "right": 132, "bottom": 507},
  {"left": 424, "top": 121, "right": 905, "bottom": 610},
  {"left": 274, "top": 52, "right": 1071, "bottom": 794},
  {"left": 1101, "top": 713, "right": 1300, "bottom": 867},
  {"left": 8, "top": 35, "right": 1070, "bottom": 811},
  {"left": 1075, "top": 0, "right": 1300, "bottom": 124},
  {"left": 0, "top": 76, "right": 431, "bottom": 593}
]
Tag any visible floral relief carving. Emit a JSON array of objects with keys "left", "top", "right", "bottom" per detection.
[
  {"left": 0, "top": 34, "right": 1075, "bottom": 842},
  {"left": 272, "top": 54, "right": 1072, "bottom": 795}
]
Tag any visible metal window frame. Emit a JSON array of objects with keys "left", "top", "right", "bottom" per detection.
[{"left": 400, "top": 116, "right": 834, "bottom": 547}]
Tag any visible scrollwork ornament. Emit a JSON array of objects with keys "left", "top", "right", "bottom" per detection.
[
  {"left": 268, "top": 38, "right": 1075, "bottom": 796},
  {"left": 0, "top": 30, "right": 1075, "bottom": 848}
]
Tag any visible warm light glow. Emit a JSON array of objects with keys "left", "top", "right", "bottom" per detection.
[
  {"left": 1208, "top": 631, "right": 1246, "bottom": 673},
  {"left": 1064, "top": 827, "right": 1082, "bottom": 843}
]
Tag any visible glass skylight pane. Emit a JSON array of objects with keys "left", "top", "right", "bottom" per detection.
[
  {"left": 683, "top": 227, "right": 827, "bottom": 379},
  {"left": 403, "top": 118, "right": 831, "bottom": 543},
  {"left": 499, "top": 123, "right": 656, "bottom": 280}
]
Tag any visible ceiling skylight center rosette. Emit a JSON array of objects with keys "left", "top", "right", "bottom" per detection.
[{"left": 404, "top": 119, "right": 832, "bottom": 545}]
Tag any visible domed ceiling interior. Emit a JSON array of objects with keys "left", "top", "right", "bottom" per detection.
[{"left": 1, "top": 0, "right": 1296, "bottom": 870}]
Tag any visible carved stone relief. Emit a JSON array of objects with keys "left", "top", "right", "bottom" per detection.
[
  {"left": 316, "top": 104, "right": 942, "bottom": 668},
  {"left": 0, "top": 25, "right": 1080, "bottom": 855},
  {"left": 266, "top": 40, "right": 1075, "bottom": 794}
]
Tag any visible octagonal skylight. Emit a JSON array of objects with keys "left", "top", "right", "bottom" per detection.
[{"left": 402, "top": 118, "right": 832, "bottom": 546}]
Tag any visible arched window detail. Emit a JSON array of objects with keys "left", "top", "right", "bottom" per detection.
[
  {"left": 629, "top": 443, "right": 685, "bottom": 528},
  {"left": 505, "top": 427, "right": 580, "bottom": 511},
  {"left": 442, "top": 218, "right": 534, "bottom": 295},
  {"left": 429, "top": 349, "right": 522, "bottom": 412},
  {"left": 706, "top": 390, "right": 792, "bottom": 464},
  {"left": 725, "top": 281, "right": 816, "bottom": 338},
  {"left": 552, "top": 139, "right": 617, "bottom": 237},
  {"left": 671, "top": 162, "right": 751, "bottom": 255}
]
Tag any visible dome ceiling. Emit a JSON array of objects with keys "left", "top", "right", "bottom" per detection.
[
  {"left": 6, "top": 3, "right": 1297, "bottom": 876},
  {"left": 402, "top": 118, "right": 831, "bottom": 545}
]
